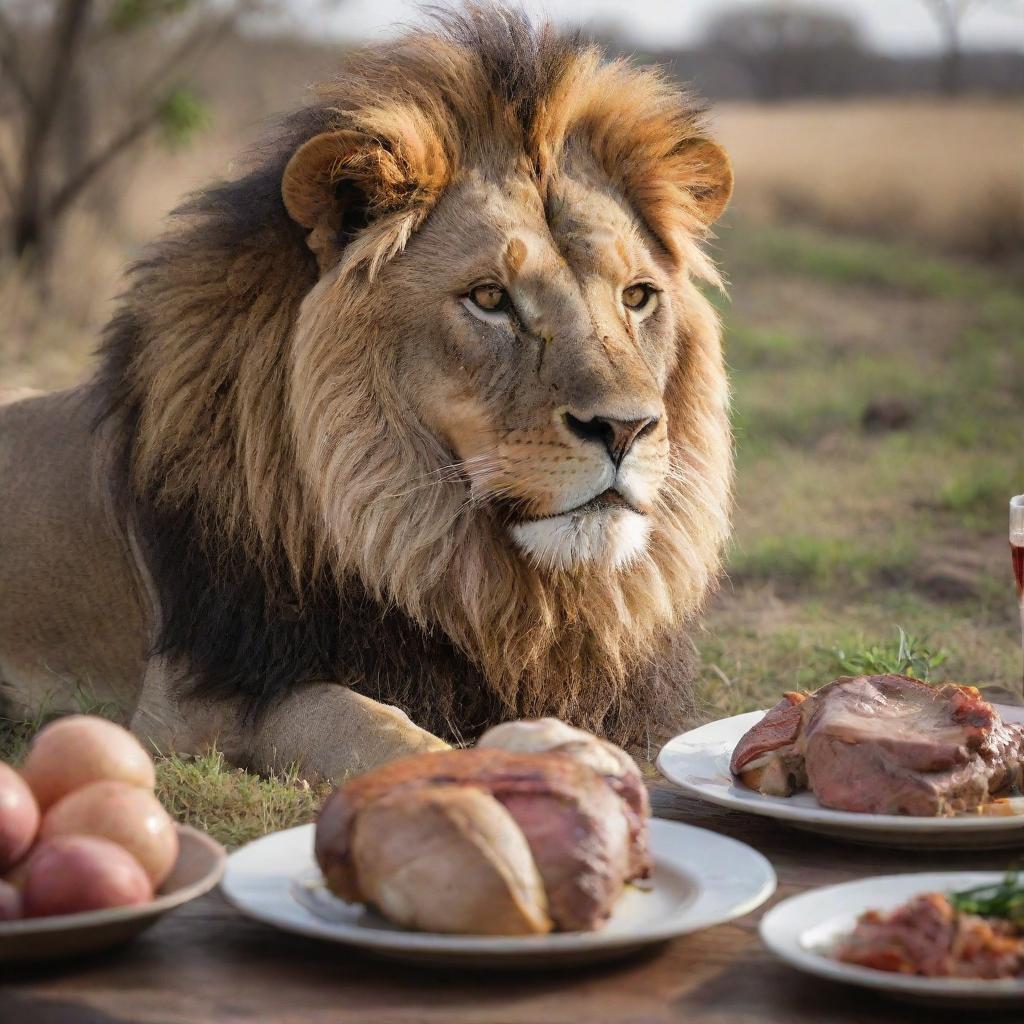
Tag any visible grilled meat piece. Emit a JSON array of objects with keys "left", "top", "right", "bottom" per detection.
[
  {"left": 731, "top": 674, "right": 1024, "bottom": 816},
  {"left": 836, "top": 892, "right": 1024, "bottom": 979},
  {"left": 316, "top": 745, "right": 640, "bottom": 932},
  {"left": 348, "top": 786, "right": 552, "bottom": 935},
  {"left": 478, "top": 718, "right": 652, "bottom": 878},
  {"left": 730, "top": 692, "right": 807, "bottom": 796}
]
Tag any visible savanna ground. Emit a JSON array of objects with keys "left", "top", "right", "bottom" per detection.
[{"left": 2, "top": 80, "right": 1022, "bottom": 845}]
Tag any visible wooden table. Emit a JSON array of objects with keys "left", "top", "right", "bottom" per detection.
[{"left": 3, "top": 783, "right": 1018, "bottom": 1023}]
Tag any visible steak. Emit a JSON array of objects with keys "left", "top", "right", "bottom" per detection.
[{"left": 731, "top": 674, "right": 1024, "bottom": 816}]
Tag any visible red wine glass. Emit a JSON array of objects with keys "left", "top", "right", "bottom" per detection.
[{"left": 1012, "top": 495, "right": 1024, "bottom": 694}]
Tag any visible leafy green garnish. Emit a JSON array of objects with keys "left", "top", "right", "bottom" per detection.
[{"left": 948, "top": 872, "right": 1024, "bottom": 926}]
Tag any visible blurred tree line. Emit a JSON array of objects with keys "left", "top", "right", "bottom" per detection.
[{"left": 597, "top": 1, "right": 1023, "bottom": 101}]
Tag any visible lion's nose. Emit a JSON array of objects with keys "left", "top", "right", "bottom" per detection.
[{"left": 563, "top": 412, "right": 659, "bottom": 468}]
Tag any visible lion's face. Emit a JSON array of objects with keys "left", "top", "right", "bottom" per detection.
[
  {"left": 280, "top": 28, "right": 733, "bottom": 635},
  {"left": 372, "top": 168, "right": 683, "bottom": 572}
]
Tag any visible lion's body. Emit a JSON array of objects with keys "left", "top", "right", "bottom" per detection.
[
  {"left": 0, "top": 388, "right": 146, "bottom": 718},
  {"left": 0, "top": 10, "right": 733, "bottom": 779}
]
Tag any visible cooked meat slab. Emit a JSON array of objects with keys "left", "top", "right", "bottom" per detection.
[
  {"left": 836, "top": 892, "right": 1024, "bottom": 979},
  {"left": 730, "top": 674, "right": 1024, "bottom": 816},
  {"left": 316, "top": 740, "right": 647, "bottom": 933}
]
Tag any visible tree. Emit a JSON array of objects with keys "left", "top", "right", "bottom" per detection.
[
  {"left": 702, "top": 3, "right": 865, "bottom": 101},
  {"left": 0, "top": 1, "right": 263, "bottom": 280},
  {"left": 918, "top": 0, "right": 1022, "bottom": 95}
]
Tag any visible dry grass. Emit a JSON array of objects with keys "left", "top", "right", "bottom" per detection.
[{"left": 715, "top": 99, "right": 1024, "bottom": 263}]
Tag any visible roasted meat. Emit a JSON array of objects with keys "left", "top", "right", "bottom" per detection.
[
  {"left": 836, "top": 892, "right": 1024, "bottom": 979},
  {"left": 478, "top": 718, "right": 652, "bottom": 878},
  {"left": 315, "top": 733, "right": 647, "bottom": 933},
  {"left": 731, "top": 674, "right": 1024, "bottom": 816},
  {"left": 348, "top": 786, "right": 552, "bottom": 936},
  {"left": 730, "top": 691, "right": 807, "bottom": 796}
]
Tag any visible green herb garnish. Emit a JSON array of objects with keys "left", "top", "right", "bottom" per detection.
[{"left": 948, "top": 872, "right": 1024, "bottom": 926}]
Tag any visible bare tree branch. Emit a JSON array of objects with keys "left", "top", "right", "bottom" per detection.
[
  {"left": 0, "top": 7, "right": 36, "bottom": 111},
  {"left": 17, "top": 0, "right": 94, "bottom": 185},
  {"left": 5, "top": 0, "right": 271, "bottom": 273},
  {"left": 0, "top": 152, "right": 15, "bottom": 204},
  {"left": 47, "top": 2, "right": 253, "bottom": 225},
  {"left": 45, "top": 100, "right": 164, "bottom": 222},
  {"left": 136, "top": 3, "right": 252, "bottom": 100}
]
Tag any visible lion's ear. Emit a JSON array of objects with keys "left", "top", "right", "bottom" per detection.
[
  {"left": 282, "top": 126, "right": 447, "bottom": 273},
  {"left": 616, "top": 136, "right": 733, "bottom": 264},
  {"left": 685, "top": 140, "right": 733, "bottom": 227}
]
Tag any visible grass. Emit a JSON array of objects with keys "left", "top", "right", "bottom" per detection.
[
  {"left": 939, "top": 464, "right": 1021, "bottom": 527},
  {"left": 729, "top": 535, "right": 917, "bottom": 590},
  {"left": 725, "top": 222, "right": 1022, "bottom": 302},
  {"left": 832, "top": 627, "right": 948, "bottom": 681},
  {"left": 156, "top": 752, "right": 328, "bottom": 849}
]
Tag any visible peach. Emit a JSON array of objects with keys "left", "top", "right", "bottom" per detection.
[
  {"left": 0, "top": 763, "right": 39, "bottom": 872},
  {"left": 21, "top": 715, "right": 155, "bottom": 810},
  {"left": 40, "top": 781, "right": 178, "bottom": 888},
  {"left": 22, "top": 835, "right": 152, "bottom": 918}
]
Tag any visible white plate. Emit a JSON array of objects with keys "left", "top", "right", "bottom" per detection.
[
  {"left": 761, "top": 872, "right": 1024, "bottom": 1008},
  {"left": 220, "top": 819, "right": 776, "bottom": 967},
  {"left": 657, "top": 705, "right": 1024, "bottom": 849}
]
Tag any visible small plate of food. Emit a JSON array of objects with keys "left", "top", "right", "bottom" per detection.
[
  {"left": 761, "top": 871, "right": 1024, "bottom": 1007},
  {"left": 222, "top": 719, "right": 776, "bottom": 967},
  {"left": 0, "top": 715, "right": 226, "bottom": 963},
  {"left": 657, "top": 673, "right": 1024, "bottom": 848}
]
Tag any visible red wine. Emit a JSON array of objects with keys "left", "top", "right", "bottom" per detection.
[{"left": 1014, "top": 542, "right": 1024, "bottom": 597}]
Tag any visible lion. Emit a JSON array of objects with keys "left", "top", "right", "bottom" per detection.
[{"left": 0, "top": 8, "right": 734, "bottom": 780}]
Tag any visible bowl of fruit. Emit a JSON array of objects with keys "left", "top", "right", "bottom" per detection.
[{"left": 0, "top": 715, "right": 226, "bottom": 963}]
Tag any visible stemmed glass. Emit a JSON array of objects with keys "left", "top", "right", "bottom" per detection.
[{"left": 1012, "top": 496, "right": 1024, "bottom": 695}]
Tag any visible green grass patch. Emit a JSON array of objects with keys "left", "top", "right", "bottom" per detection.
[
  {"left": 728, "top": 534, "right": 916, "bottom": 589},
  {"left": 695, "top": 623, "right": 949, "bottom": 718},
  {"left": 728, "top": 224, "right": 1018, "bottom": 303},
  {"left": 939, "top": 464, "right": 1021, "bottom": 527},
  {"left": 832, "top": 626, "right": 949, "bottom": 681},
  {"left": 694, "top": 625, "right": 841, "bottom": 718},
  {"left": 727, "top": 323, "right": 814, "bottom": 368},
  {"left": 0, "top": 716, "right": 37, "bottom": 766},
  {"left": 156, "top": 750, "right": 329, "bottom": 850}
]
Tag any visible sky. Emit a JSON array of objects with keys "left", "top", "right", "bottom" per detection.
[{"left": 283, "top": 0, "right": 1024, "bottom": 54}]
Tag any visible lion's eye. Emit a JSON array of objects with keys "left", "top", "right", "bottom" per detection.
[
  {"left": 622, "top": 283, "right": 657, "bottom": 312},
  {"left": 469, "top": 284, "right": 508, "bottom": 313}
]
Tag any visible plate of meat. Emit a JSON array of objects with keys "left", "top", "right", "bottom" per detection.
[
  {"left": 657, "top": 674, "right": 1024, "bottom": 848},
  {"left": 761, "top": 872, "right": 1024, "bottom": 1007},
  {"left": 222, "top": 719, "right": 776, "bottom": 966}
]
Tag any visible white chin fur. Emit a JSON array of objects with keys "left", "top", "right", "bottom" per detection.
[{"left": 510, "top": 510, "right": 651, "bottom": 572}]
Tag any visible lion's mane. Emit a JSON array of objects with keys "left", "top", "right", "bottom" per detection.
[{"left": 96, "top": 8, "right": 733, "bottom": 747}]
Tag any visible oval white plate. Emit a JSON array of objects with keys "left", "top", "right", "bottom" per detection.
[
  {"left": 221, "top": 819, "right": 776, "bottom": 967},
  {"left": 761, "top": 872, "right": 1024, "bottom": 1007},
  {"left": 657, "top": 705, "right": 1024, "bottom": 849}
]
